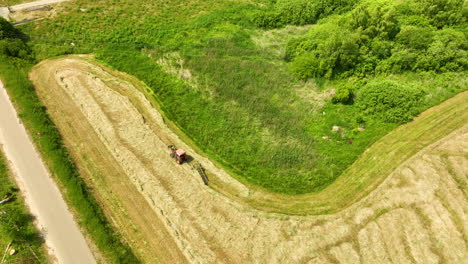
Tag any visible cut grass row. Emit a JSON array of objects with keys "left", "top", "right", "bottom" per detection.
[
  {"left": 95, "top": 55, "right": 467, "bottom": 215},
  {"left": 36, "top": 56, "right": 468, "bottom": 217},
  {"left": 31, "top": 55, "right": 187, "bottom": 263},
  {"left": 96, "top": 46, "right": 467, "bottom": 195},
  {"left": 0, "top": 149, "right": 46, "bottom": 264},
  {"left": 0, "top": 57, "right": 139, "bottom": 263}
]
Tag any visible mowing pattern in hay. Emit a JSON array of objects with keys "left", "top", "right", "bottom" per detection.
[{"left": 31, "top": 57, "right": 467, "bottom": 263}]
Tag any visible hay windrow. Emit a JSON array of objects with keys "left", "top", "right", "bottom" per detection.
[{"left": 30, "top": 56, "right": 468, "bottom": 263}]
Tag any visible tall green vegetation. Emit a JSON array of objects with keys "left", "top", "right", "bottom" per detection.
[
  {"left": 0, "top": 18, "right": 139, "bottom": 263},
  {"left": 7, "top": 0, "right": 468, "bottom": 195},
  {"left": 356, "top": 80, "right": 424, "bottom": 123},
  {"left": 0, "top": 17, "right": 32, "bottom": 60},
  {"left": 286, "top": 0, "right": 467, "bottom": 79},
  {"left": 0, "top": 152, "right": 46, "bottom": 264},
  {"left": 254, "top": 0, "right": 359, "bottom": 28}
]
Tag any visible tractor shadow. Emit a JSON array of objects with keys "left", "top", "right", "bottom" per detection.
[{"left": 184, "top": 155, "right": 195, "bottom": 164}]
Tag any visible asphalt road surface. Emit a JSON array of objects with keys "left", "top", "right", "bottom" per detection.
[
  {"left": 0, "top": 81, "right": 95, "bottom": 264},
  {"left": 9, "top": 0, "right": 71, "bottom": 12}
]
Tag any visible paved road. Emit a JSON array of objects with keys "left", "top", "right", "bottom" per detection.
[
  {"left": 0, "top": 81, "right": 95, "bottom": 264},
  {"left": 1, "top": 0, "right": 71, "bottom": 20},
  {"left": 9, "top": 0, "right": 71, "bottom": 12},
  {"left": 0, "top": 7, "right": 9, "bottom": 20}
]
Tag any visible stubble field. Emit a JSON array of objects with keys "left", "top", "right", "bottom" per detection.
[{"left": 30, "top": 56, "right": 467, "bottom": 263}]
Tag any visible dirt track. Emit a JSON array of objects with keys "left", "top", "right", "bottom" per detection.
[{"left": 30, "top": 56, "right": 468, "bottom": 263}]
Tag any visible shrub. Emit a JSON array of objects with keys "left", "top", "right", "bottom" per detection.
[
  {"left": 396, "top": 26, "right": 434, "bottom": 50},
  {"left": 0, "top": 38, "right": 30, "bottom": 59},
  {"left": 288, "top": 24, "right": 363, "bottom": 79},
  {"left": 0, "top": 17, "right": 20, "bottom": 38},
  {"left": 356, "top": 80, "right": 424, "bottom": 123},
  {"left": 417, "top": 28, "right": 468, "bottom": 72},
  {"left": 0, "top": 18, "right": 32, "bottom": 59},
  {"left": 284, "top": 0, "right": 467, "bottom": 78},
  {"left": 253, "top": 0, "right": 358, "bottom": 28},
  {"left": 420, "top": 0, "right": 467, "bottom": 28},
  {"left": 349, "top": 0, "right": 400, "bottom": 40},
  {"left": 332, "top": 85, "right": 353, "bottom": 104},
  {"left": 253, "top": 11, "right": 284, "bottom": 29}
]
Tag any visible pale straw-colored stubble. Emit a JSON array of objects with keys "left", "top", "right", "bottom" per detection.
[{"left": 31, "top": 56, "right": 468, "bottom": 263}]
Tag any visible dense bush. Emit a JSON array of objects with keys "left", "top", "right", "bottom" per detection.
[
  {"left": 332, "top": 84, "right": 353, "bottom": 104},
  {"left": 286, "top": 0, "right": 467, "bottom": 79},
  {"left": 0, "top": 17, "right": 19, "bottom": 38},
  {"left": 349, "top": 1, "right": 400, "bottom": 40},
  {"left": 254, "top": 0, "right": 358, "bottom": 28},
  {"left": 356, "top": 80, "right": 424, "bottom": 123},
  {"left": 288, "top": 23, "right": 363, "bottom": 79},
  {"left": 413, "top": 0, "right": 467, "bottom": 28},
  {"left": 0, "top": 17, "right": 31, "bottom": 59}
]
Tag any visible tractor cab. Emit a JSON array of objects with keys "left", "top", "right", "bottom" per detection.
[{"left": 169, "top": 145, "right": 188, "bottom": 164}]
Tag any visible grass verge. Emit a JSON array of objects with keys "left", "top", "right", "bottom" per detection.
[{"left": 0, "top": 150, "right": 46, "bottom": 264}]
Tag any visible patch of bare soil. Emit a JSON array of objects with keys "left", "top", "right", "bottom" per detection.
[{"left": 30, "top": 56, "right": 468, "bottom": 263}]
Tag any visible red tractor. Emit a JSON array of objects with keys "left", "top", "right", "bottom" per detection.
[{"left": 168, "top": 145, "right": 188, "bottom": 164}]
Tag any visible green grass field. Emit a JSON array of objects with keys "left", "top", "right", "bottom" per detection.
[
  {"left": 1, "top": 0, "right": 26, "bottom": 6},
  {"left": 15, "top": 0, "right": 466, "bottom": 194},
  {"left": 0, "top": 1, "right": 466, "bottom": 262},
  {"left": 0, "top": 151, "right": 46, "bottom": 263}
]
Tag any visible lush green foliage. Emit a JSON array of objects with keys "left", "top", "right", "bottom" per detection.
[
  {"left": 287, "top": 0, "right": 467, "bottom": 79},
  {"left": 332, "top": 82, "right": 354, "bottom": 104},
  {"left": 0, "top": 53, "right": 139, "bottom": 263},
  {"left": 254, "top": 0, "right": 358, "bottom": 28},
  {"left": 356, "top": 80, "right": 424, "bottom": 123},
  {"left": 0, "top": 152, "right": 46, "bottom": 264},
  {"left": 0, "top": 17, "right": 32, "bottom": 59},
  {"left": 8, "top": 0, "right": 468, "bottom": 196},
  {"left": 2, "top": 0, "right": 29, "bottom": 5}
]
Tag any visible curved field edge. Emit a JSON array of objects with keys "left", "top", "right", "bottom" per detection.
[
  {"left": 247, "top": 90, "right": 468, "bottom": 214},
  {"left": 33, "top": 55, "right": 468, "bottom": 216},
  {"left": 93, "top": 56, "right": 468, "bottom": 214},
  {"left": 0, "top": 57, "right": 139, "bottom": 263},
  {"left": 28, "top": 56, "right": 468, "bottom": 263}
]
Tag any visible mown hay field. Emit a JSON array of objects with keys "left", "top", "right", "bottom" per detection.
[
  {"left": 18, "top": 0, "right": 466, "bottom": 194},
  {"left": 31, "top": 56, "right": 468, "bottom": 263}
]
